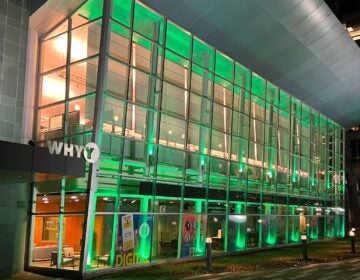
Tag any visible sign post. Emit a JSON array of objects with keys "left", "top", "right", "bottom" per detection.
[
  {"left": 206, "top": 237, "right": 212, "bottom": 271},
  {"left": 301, "top": 234, "right": 308, "bottom": 260}
]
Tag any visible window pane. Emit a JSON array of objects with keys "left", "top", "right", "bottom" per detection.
[
  {"left": 159, "top": 114, "right": 186, "bottom": 149},
  {"left": 232, "top": 112, "right": 249, "bottom": 139},
  {"left": 134, "top": 2, "right": 164, "bottom": 44},
  {"left": 266, "top": 82, "right": 279, "bottom": 106},
  {"left": 251, "top": 73, "right": 265, "bottom": 98},
  {"left": 107, "top": 59, "right": 128, "bottom": 98},
  {"left": 234, "top": 63, "right": 251, "bottom": 91},
  {"left": 162, "top": 82, "right": 186, "bottom": 118},
  {"left": 191, "top": 65, "right": 213, "bottom": 98},
  {"left": 192, "top": 37, "right": 214, "bottom": 71},
  {"left": 250, "top": 119, "right": 264, "bottom": 144},
  {"left": 109, "top": 21, "right": 130, "bottom": 62},
  {"left": 68, "top": 96, "right": 95, "bottom": 135},
  {"left": 215, "top": 51, "right": 233, "bottom": 81},
  {"left": 72, "top": 0, "right": 103, "bottom": 28},
  {"left": 40, "top": 68, "right": 66, "bottom": 106},
  {"left": 132, "top": 33, "right": 162, "bottom": 75},
  {"left": 112, "top": 0, "right": 132, "bottom": 27},
  {"left": 71, "top": 20, "right": 101, "bottom": 63},
  {"left": 233, "top": 87, "right": 250, "bottom": 115},
  {"left": 40, "top": 33, "right": 67, "bottom": 73},
  {"left": 102, "top": 96, "right": 124, "bottom": 134},
  {"left": 279, "top": 89, "right": 291, "bottom": 112},
  {"left": 38, "top": 103, "right": 65, "bottom": 141},
  {"left": 189, "top": 93, "right": 212, "bottom": 126},
  {"left": 212, "top": 103, "right": 231, "bottom": 133},
  {"left": 213, "top": 77, "right": 232, "bottom": 107},
  {"left": 166, "top": 21, "right": 191, "bottom": 59},
  {"left": 69, "top": 58, "right": 98, "bottom": 99},
  {"left": 250, "top": 97, "right": 265, "bottom": 121},
  {"left": 211, "top": 130, "right": 230, "bottom": 159},
  {"left": 164, "top": 50, "right": 189, "bottom": 88}
]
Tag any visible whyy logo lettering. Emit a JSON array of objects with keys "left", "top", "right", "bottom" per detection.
[{"left": 47, "top": 140, "right": 100, "bottom": 163}]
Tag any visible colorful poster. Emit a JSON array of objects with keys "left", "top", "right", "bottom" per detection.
[
  {"left": 121, "top": 214, "right": 135, "bottom": 252},
  {"left": 116, "top": 214, "right": 153, "bottom": 267},
  {"left": 181, "top": 214, "right": 206, "bottom": 257}
]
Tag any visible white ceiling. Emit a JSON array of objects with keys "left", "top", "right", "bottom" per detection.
[{"left": 142, "top": 0, "right": 360, "bottom": 128}]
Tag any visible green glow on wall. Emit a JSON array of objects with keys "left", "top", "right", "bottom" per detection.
[
  {"left": 112, "top": 0, "right": 132, "bottom": 27},
  {"left": 139, "top": 196, "right": 151, "bottom": 260},
  {"left": 289, "top": 207, "right": 300, "bottom": 242},
  {"left": 215, "top": 51, "right": 233, "bottom": 81},
  {"left": 340, "top": 216, "right": 345, "bottom": 237},
  {"left": 134, "top": 1, "right": 164, "bottom": 44},
  {"left": 265, "top": 204, "right": 276, "bottom": 245},
  {"left": 195, "top": 200, "right": 204, "bottom": 255},
  {"left": 234, "top": 203, "right": 246, "bottom": 249},
  {"left": 166, "top": 21, "right": 191, "bottom": 59},
  {"left": 251, "top": 73, "right": 265, "bottom": 98},
  {"left": 86, "top": 196, "right": 97, "bottom": 267},
  {"left": 77, "top": 0, "right": 104, "bottom": 22},
  {"left": 235, "top": 63, "right": 251, "bottom": 91},
  {"left": 291, "top": 158, "right": 298, "bottom": 184},
  {"left": 310, "top": 227, "right": 319, "bottom": 240},
  {"left": 310, "top": 216, "right": 319, "bottom": 240}
]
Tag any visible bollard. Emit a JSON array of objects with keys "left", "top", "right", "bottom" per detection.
[
  {"left": 301, "top": 234, "right": 308, "bottom": 261},
  {"left": 206, "top": 237, "right": 212, "bottom": 271},
  {"left": 350, "top": 230, "right": 356, "bottom": 254}
]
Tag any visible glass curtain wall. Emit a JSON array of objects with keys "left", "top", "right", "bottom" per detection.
[{"left": 29, "top": 0, "right": 345, "bottom": 274}]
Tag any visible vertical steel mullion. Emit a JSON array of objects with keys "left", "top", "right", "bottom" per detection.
[
  {"left": 26, "top": 184, "right": 37, "bottom": 268},
  {"left": 176, "top": 31, "right": 193, "bottom": 258},
  {"left": 32, "top": 36, "right": 43, "bottom": 142},
  {"left": 148, "top": 18, "right": 164, "bottom": 263},
  {"left": 81, "top": 0, "right": 112, "bottom": 273},
  {"left": 198, "top": 54, "right": 210, "bottom": 184},
  {"left": 57, "top": 18, "right": 72, "bottom": 269},
  {"left": 64, "top": 19, "right": 72, "bottom": 140},
  {"left": 145, "top": 22, "right": 160, "bottom": 179},
  {"left": 205, "top": 51, "right": 215, "bottom": 235},
  {"left": 224, "top": 63, "right": 235, "bottom": 253},
  {"left": 245, "top": 73, "right": 252, "bottom": 217},
  {"left": 110, "top": 0, "right": 136, "bottom": 268},
  {"left": 57, "top": 177, "right": 66, "bottom": 268}
]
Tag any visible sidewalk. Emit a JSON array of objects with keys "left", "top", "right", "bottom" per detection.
[
  {"left": 181, "top": 258, "right": 360, "bottom": 280},
  {"left": 6, "top": 271, "right": 63, "bottom": 280}
]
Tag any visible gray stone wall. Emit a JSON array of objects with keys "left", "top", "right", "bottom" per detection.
[
  {"left": 0, "top": 0, "right": 30, "bottom": 278},
  {"left": 0, "top": 0, "right": 30, "bottom": 143}
]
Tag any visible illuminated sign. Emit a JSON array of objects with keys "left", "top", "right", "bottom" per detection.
[
  {"left": 47, "top": 140, "right": 100, "bottom": 163},
  {"left": 115, "top": 252, "right": 148, "bottom": 267}
]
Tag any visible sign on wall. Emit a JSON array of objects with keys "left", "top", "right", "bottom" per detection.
[
  {"left": 115, "top": 214, "right": 153, "bottom": 267},
  {"left": 47, "top": 140, "right": 100, "bottom": 163}
]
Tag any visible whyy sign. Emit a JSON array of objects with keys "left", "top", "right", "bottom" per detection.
[{"left": 47, "top": 140, "right": 100, "bottom": 163}]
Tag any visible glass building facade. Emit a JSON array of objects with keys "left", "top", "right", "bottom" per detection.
[{"left": 29, "top": 0, "right": 345, "bottom": 274}]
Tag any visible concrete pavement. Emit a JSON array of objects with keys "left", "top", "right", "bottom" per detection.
[{"left": 184, "top": 258, "right": 360, "bottom": 280}]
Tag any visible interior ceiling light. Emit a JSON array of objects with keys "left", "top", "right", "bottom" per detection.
[{"left": 347, "top": 26, "right": 354, "bottom": 32}]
